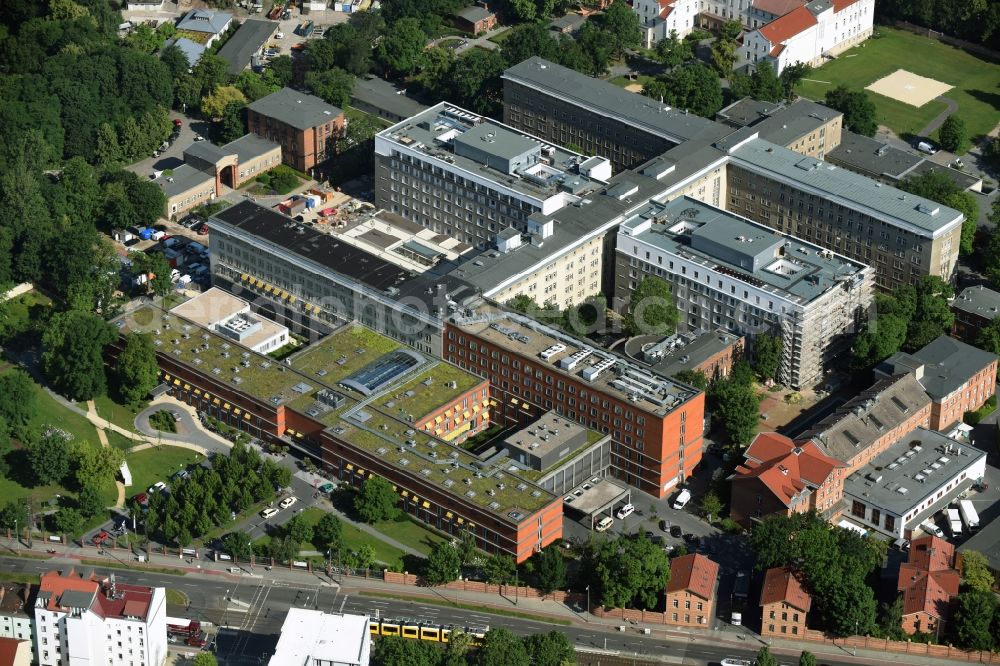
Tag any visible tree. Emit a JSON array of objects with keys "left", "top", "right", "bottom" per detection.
[
  {"left": 482, "top": 552, "right": 516, "bottom": 585},
  {"left": 501, "top": 24, "right": 560, "bottom": 67},
  {"left": 961, "top": 550, "right": 996, "bottom": 593},
  {"left": 708, "top": 376, "right": 760, "bottom": 447},
  {"left": 53, "top": 507, "right": 85, "bottom": 538},
  {"left": 508, "top": 0, "right": 538, "bottom": 23},
  {"left": 949, "top": 590, "right": 997, "bottom": 650},
  {"left": 72, "top": 444, "right": 123, "bottom": 493},
  {"left": 898, "top": 170, "right": 978, "bottom": 255},
  {"left": 851, "top": 313, "right": 908, "bottom": 369},
  {"left": 755, "top": 646, "right": 778, "bottom": 666},
  {"left": 877, "top": 597, "right": 905, "bottom": 641},
  {"left": 267, "top": 56, "right": 294, "bottom": 88},
  {"left": 654, "top": 30, "right": 693, "bottom": 68},
  {"left": 354, "top": 476, "right": 398, "bottom": 523},
  {"left": 753, "top": 333, "right": 782, "bottom": 382},
  {"left": 779, "top": 62, "right": 811, "bottom": 100},
  {"left": 268, "top": 535, "right": 298, "bottom": 563},
  {"left": 160, "top": 43, "right": 190, "bottom": 80},
  {"left": 644, "top": 63, "right": 723, "bottom": 117},
  {"left": 234, "top": 70, "right": 278, "bottom": 102},
  {"left": 222, "top": 531, "right": 254, "bottom": 561},
  {"left": 372, "top": 635, "right": 442, "bottom": 666},
  {"left": 822, "top": 572, "right": 876, "bottom": 636},
  {"left": 285, "top": 514, "right": 313, "bottom": 546},
  {"left": 201, "top": 85, "right": 246, "bottom": 120},
  {"left": 218, "top": 101, "right": 247, "bottom": 145},
  {"left": 976, "top": 318, "right": 1000, "bottom": 355},
  {"left": 478, "top": 627, "right": 530, "bottom": 666},
  {"left": 424, "top": 541, "right": 461, "bottom": 585},
  {"left": 0, "top": 370, "right": 36, "bottom": 434},
  {"left": 192, "top": 54, "right": 231, "bottom": 99},
  {"left": 798, "top": 651, "right": 816, "bottom": 666},
  {"left": 937, "top": 115, "right": 968, "bottom": 154},
  {"left": 710, "top": 37, "right": 737, "bottom": 76},
  {"left": 305, "top": 68, "right": 355, "bottom": 109},
  {"left": 624, "top": 276, "right": 678, "bottom": 336},
  {"left": 116, "top": 333, "right": 158, "bottom": 407},
  {"left": 700, "top": 490, "right": 722, "bottom": 522},
  {"left": 456, "top": 528, "right": 477, "bottom": 566},
  {"left": 750, "top": 63, "right": 784, "bottom": 102},
  {"left": 824, "top": 85, "right": 878, "bottom": 137},
  {"left": 448, "top": 47, "right": 506, "bottom": 116},
  {"left": 314, "top": 513, "right": 344, "bottom": 551},
  {"left": 77, "top": 482, "right": 104, "bottom": 518},
  {"left": 42, "top": 310, "right": 116, "bottom": 401},
  {"left": 534, "top": 545, "right": 567, "bottom": 594},
  {"left": 94, "top": 122, "right": 123, "bottom": 169},
  {"left": 376, "top": 18, "right": 426, "bottom": 78},
  {"left": 28, "top": 429, "right": 72, "bottom": 486},
  {"left": 0, "top": 500, "right": 29, "bottom": 531},
  {"left": 673, "top": 369, "right": 708, "bottom": 390},
  {"left": 193, "top": 653, "right": 219, "bottom": 666},
  {"left": 584, "top": 534, "right": 672, "bottom": 610},
  {"left": 352, "top": 543, "right": 376, "bottom": 570},
  {"left": 524, "top": 630, "right": 575, "bottom": 666},
  {"left": 596, "top": 1, "right": 641, "bottom": 58}
]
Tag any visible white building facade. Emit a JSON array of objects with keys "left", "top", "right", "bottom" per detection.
[{"left": 34, "top": 571, "right": 167, "bottom": 666}]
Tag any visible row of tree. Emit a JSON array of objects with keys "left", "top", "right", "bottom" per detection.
[
  {"left": 876, "top": 0, "right": 1000, "bottom": 50},
  {"left": 373, "top": 627, "right": 574, "bottom": 666}
]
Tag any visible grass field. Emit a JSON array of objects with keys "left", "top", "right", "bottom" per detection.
[
  {"left": 257, "top": 507, "right": 409, "bottom": 566},
  {"left": 124, "top": 446, "right": 204, "bottom": 497},
  {"left": 609, "top": 74, "right": 655, "bottom": 90},
  {"left": 796, "top": 27, "right": 1000, "bottom": 143},
  {"left": 487, "top": 28, "right": 512, "bottom": 44},
  {"left": 372, "top": 515, "right": 448, "bottom": 556},
  {"left": 91, "top": 393, "right": 141, "bottom": 432}
]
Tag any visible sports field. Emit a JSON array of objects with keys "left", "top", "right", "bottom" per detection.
[{"left": 796, "top": 27, "right": 1000, "bottom": 142}]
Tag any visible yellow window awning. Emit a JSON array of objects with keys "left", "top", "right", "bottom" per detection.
[
  {"left": 243, "top": 412, "right": 251, "bottom": 420},
  {"left": 194, "top": 389, "right": 201, "bottom": 396},
  {"left": 223, "top": 402, "right": 230, "bottom": 410},
  {"left": 422, "top": 501, "right": 430, "bottom": 509},
  {"left": 510, "top": 397, "right": 518, "bottom": 404},
  {"left": 346, "top": 464, "right": 354, "bottom": 471},
  {"left": 401, "top": 490, "right": 409, "bottom": 498},
  {"left": 240, "top": 273, "right": 248, "bottom": 281},
  {"left": 456, "top": 517, "right": 464, "bottom": 525},
  {"left": 173, "top": 379, "right": 180, "bottom": 386},
  {"left": 234, "top": 408, "right": 242, "bottom": 415},
  {"left": 183, "top": 383, "right": 190, "bottom": 390},
  {"left": 213, "top": 398, "right": 220, "bottom": 405},
  {"left": 445, "top": 511, "right": 453, "bottom": 519},
  {"left": 164, "top": 374, "right": 171, "bottom": 382}
]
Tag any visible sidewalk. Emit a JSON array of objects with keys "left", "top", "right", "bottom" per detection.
[{"left": 2, "top": 539, "right": 991, "bottom": 666}]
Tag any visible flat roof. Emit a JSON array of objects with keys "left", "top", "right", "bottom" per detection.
[
  {"left": 169, "top": 287, "right": 287, "bottom": 351},
  {"left": 216, "top": 18, "right": 275, "bottom": 75},
  {"left": 879, "top": 336, "right": 998, "bottom": 401},
  {"left": 953, "top": 285, "right": 1000, "bottom": 320},
  {"left": 222, "top": 132, "right": 280, "bottom": 163},
  {"left": 716, "top": 98, "right": 782, "bottom": 127},
  {"left": 565, "top": 478, "right": 630, "bottom": 516},
  {"left": 335, "top": 211, "right": 473, "bottom": 273},
  {"left": 957, "top": 510, "right": 1000, "bottom": 572},
  {"left": 826, "top": 131, "right": 922, "bottom": 179},
  {"left": 247, "top": 87, "right": 343, "bottom": 131},
  {"left": 843, "top": 428, "right": 986, "bottom": 515},
  {"left": 730, "top": 138, "right": 964, "bottom": 237},
  {"left": 452, "top": 308, "right": 698, "bottom": 417},
  {"left": 351, "top": 75, "right": 428, "bottom": 120},
  {"left": 746, "top": 99, "right": 842, "bottom": 148},
  {"left": 155, "top": 163, "right": 213, "bottom": 198},
  {"left": 632, "top": 329, "right": 743, "bottom": 378},
  {"left": 377, "top": 102, "right": 601, "bottom": 203},
  {"left": 116, "top": 307, "right": 555, "bottom": 516},
  {"left": 620, "top": 196, "right": 869, "bottom": 305},
  {"left": 502, "top": 57, "right": 717, "bottom": 144},
  {"left": 271, "top": 609, "right": 368, "bottom": 665},
  {"left": 184, "top": 141, "right": 232, "bottom": 165},
  {"left": 503, "top": 412, "right": 587, "bottom": 460}
]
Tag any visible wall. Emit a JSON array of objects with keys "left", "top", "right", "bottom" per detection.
[
  {"left": 762, "top": 600, "right": 809, "bottom": 637},
  {"left": 487, "top": 235, "right": 604, "bottom": 311},
  {"left": 929, "top": 360, "right": 998, "bottom": 431}
]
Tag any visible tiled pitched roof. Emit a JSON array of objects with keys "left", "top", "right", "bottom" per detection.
[
  {"left": 897, "top": 534, "right": 959, "bottom": 619},
  {"left": 667, "top": 554, "right": 719, "bottom": 601},
  {"left": 908, "top": 535, "right": 955, "bottom": 572},
  {"left": 832, "top": 0, "right": 861, "bottom": 10},
  {"left": 759, "top": 5, "right": 817, "bottom": 47},
  {"left": 732, "top": 432, "right": 843, "bottom": 507},
  {"left": 752, "top": 0, "right": 807, "bottom": 16},
  {"left": 38, "top": 570, "right": 99, "bottom": 612},
  {"left": 0, "top": 637, "right": 28, "bottom": 666},
  {"left": 760, "top": 567, "right": 812, "bottom": 612}
]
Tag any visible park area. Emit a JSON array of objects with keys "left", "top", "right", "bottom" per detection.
[{"left": 796, "top": 27, "right": 1000, "bottom": 142}]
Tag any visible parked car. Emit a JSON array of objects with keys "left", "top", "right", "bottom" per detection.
[
  {"left": 318, "top": 482, "right": 334, "bottom": 494},
  {"left": 615, "top": 503, "right": 634, "bottom": 519},
  {"left": 148, "top": 481, "right": 167, "bottom": 494},
  {"left": 670, "top": 525, "right": 683, "bottom": 538},
  {"left": 260, "top": 507, "right": 279, "bottom": 519},
  {"left": 132, "top": 492, "right": 148, "bottom": 506},
  {"left": 917, "top": 140, "right": 937, "bottom": 155},
  {"left": 92, "top": 530, "right": 110, "bottom": 545},
  {"left": 279, "top": 496, "right": 297, "bottom": 509}
]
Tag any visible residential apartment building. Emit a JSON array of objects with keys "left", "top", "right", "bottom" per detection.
[
  {"left": 632, "top": 0, "right": 702, "bottom": 46},
  {"left": 247, "top": 87, "right": 345, "bottom": 173},
  {"left": 0, "top": 585, "right": 35, "bottom": 657},
  {"left": 729, "top": 432, "right": 846, "bottom": 527},
  {"left": 269, "top": 609, "right": 370, "bottom": 666},
  {"left": 742, "top": 0, "right": 875, "bottom": 74},
  {"left": 665, "top": 554, "right": 719, "bottom": 628},
  {"left": 801, "top": 373, "right": 932, "bottom": 476},
  {"left": 897, "top": 536, "right": 960, "bottom": 636},
  {"left": 952, "top": 285, "right": 1000, "bottom": 343},
  {"left": 444, "top": 309, "right": 704, "bottom": 497},
  {"left": 760, "top": 566, "right": 811, "bottom": 638},
  {"left": 0, "top": 638, "right": 31, "bottom": 666},
  {"left": 502, "top": 57, "right": 717, "bottom": 171},
  {"left": 111, "top": 308, "right": 564, "bottom": 562},
  {"left": 725, "top": 138, "right": 964, "bottom": 291},
  {"left": 842, "top": 428, "right": 987, "bottom": 540},
  {"left": 876, "top": 336, "right": 998, "bottom": 431},
  {"left": 374, "top": 101, "right": 612, "bottom": 251},
  {"left": 615, "top": 196, "right": 873, "bottom": 389},
  {"left": 34, "top": 570, "right": 166, "bottom": 666}
]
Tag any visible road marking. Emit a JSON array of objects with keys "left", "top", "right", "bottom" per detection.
[{"left": 339, "top": 595, "right": 348, "bottom": 612}]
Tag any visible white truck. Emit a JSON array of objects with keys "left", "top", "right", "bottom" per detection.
[
  {"left": 672, "top": 488, "right": 691, "bottom": 510},
  {"left": 946, "top": 508, "right": 962, "bottom": 537},
  {"left": 958, "top": 499, "right": 980, "bottom": 532}
]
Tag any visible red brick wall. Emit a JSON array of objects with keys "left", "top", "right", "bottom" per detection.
[
  {"left": 761, "top": 601, "right": 809, "bottom": 638},
  {"left": 930, "top": 359, "right": 997, "bottom": 431}
]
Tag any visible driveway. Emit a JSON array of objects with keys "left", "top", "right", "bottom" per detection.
[
  {"left": 126, "top": 111, "right": 207, "bottom": 181},
  {"left": 134, "top": 399, "right": 232, "bottom": 453}
]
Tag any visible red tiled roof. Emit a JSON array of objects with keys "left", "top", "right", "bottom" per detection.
[
  {"left": 899, "top": 568, "right": 960, "bottom": 618},
  {"left": 760, "top": 566, "right": 812, "bottom": 612},
  {"left": 667, "top": 554, "right": 720, "bottom": 601},
  {"left": 751, "top": 0, "right": 807, "bottom": 17},
  {"left": 832, "top": 0, "right": 861, "bottom": 11},
  {"left": 733, "top": 433, "right": 844, "bottom": 508},
  {"left": 759, "top": 5, "right": 817, "bottom": 47},
  {"left": 0, "top": 637, "right": 27, "bottom": 666},
  {"left": 38, "top": 570, "right": 99, "bottom": 612},
  {"left": 907, "top": 535, "right": 954, "bottom": 572},
  {"left": 39, "top": 570, "right": 154, "bottom": 620}
]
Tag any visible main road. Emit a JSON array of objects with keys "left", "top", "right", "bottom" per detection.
[{"left": 3, "top": 556, "right": 887, "bottom": 666}]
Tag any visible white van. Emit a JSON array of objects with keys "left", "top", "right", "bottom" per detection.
[
  {"left": 615, "top": 503, "right": 635, "bottom": 519},
  {"left": 672, "top": 488, "right": 691, "bottom": 510},
  {"left": 920, "top": 519, "right": 944, "bottom": 538},
  {"left": 595, "top": 516, "right": 614, "bottom": 532},
  {"left": 917, "top": 141, "right": 937, "bottom": 155}
]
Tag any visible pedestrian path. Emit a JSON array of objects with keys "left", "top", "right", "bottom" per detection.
[{"left": 86, "top": 399, "right": 127, "bottom": 509}]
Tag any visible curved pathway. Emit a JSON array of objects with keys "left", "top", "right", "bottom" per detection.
[
  {"left": 917, "top": 95, "right": 958, "bottom": 138},
  {"left": 86, "top": 400, "right": 127, "bottom": 509}
]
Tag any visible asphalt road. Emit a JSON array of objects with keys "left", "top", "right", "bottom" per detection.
[{"left": 1, "top": 556, "right": 877, "bottom": 666}]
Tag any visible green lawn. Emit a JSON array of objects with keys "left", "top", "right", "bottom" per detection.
[
  {"left": 124, "top": 446, "right": 204, "bottom": 496},
  {"left": 257, "top": 507, "right": 410, "bottom": 567},
  {"left": 796, "top": 27, "right": 1000, "bottom": 144},
  {"left": 487, "top": 28, "right": 513, "bottom": 44},
  {"left": 91, "top": 393, "right": 141, "bottom": 432},
  {"left": 2, "top": 368, "right": 103, "bottom": 445},
  {"left": 372, "top": 515, "right": 448, "bottom": 556},
  {"left": 438, "top": 37, "right": 464, "bottom": 49},
  {"left": 609, "top": 75, "right": 654, "bottom": 90}
]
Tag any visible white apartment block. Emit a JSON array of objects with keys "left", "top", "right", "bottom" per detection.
[
  {"left": 0, "top": 584, "right": 35, "bottom": 656},
  {"left": 34, "top": 571, "right": 166, "bottom": 666},
  {"left": 615, "top": 196, "right": 873, "bottom": 389}
]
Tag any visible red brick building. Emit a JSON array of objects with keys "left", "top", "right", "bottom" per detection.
[
  {"left": 665, "top": 554, "right": 719, "bottom": 628},
  {"left": 729, "top": 433, "right": 846, "bottom": 528},
  {"left": 444, "top": 312, "right": 705, "bottom": 498},
  {"left": 876, "top": 336, "right": 998, "bottom": 432},
  {"left": 247, "top": 87, "right": 345, "bottom": 173},
  {"left": 453, "top": 4, "right": 497, "bottom": 34},
  {"left": 897, "top": 535, "right": 960, "bottom": 636},
  {"left": 760, "top": 566, "right": 811, "bottom": 638}
]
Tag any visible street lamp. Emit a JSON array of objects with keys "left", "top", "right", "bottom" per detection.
[
  {"left": 586, "top": 585, "right": 591, "bottom": 618},
  {"left": 247, "top": 541, "right": 253, "bottom": 573},
  {"left": 852, "top": 619, "right": 859, "bottom": 656}
]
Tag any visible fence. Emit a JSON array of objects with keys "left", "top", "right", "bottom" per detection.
[{"left": 382, "top": 570, "right": 585, "bottom": 604}]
